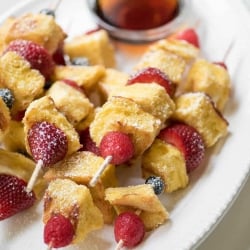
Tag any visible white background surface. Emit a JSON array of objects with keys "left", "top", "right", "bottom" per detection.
[{"left": 0, "top": 1, "right": 250, "bottom": 250}]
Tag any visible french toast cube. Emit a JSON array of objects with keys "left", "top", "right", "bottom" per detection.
[
  {"left": 185, "top": 59, "right": 231, "bottom": 111},
  {"left": 64, "top": 30, "right": 116, "bottom": 67},
  {"left": 51, "top": 65, "right": 105, "bottom": 93},
  {"left": 46, "top": 81, "right": 94, "bottom": 126},
  {"left": 148, "top": 38, "right": 199, "bottom": 62},
  {"left": 142, "top": 139, "right": 188, "bottom": 193},
  {"left": 0, "top": 149, "right": 46, "bottom": 197},
  {"left": 43, "top": 178, "right": 103, "bottom": 243},
  {"left": 0, "top": 97, "right": 11, "bottom": 139},
  {"left": 109, "top": 83, "right": 175, "bottom": 124},
  {"left": 44, "top": 151, "right": 118, "bottom": 224},
  {"left": 134, "top": 49, "right": 186, "bottom": 84},
  {"left": 23, "top": 96, "right": 81, "bottom": 157},
  {"left": 105, "top": 184, "right": 169, "bottom": 231},
  {"left": 4, "top": 13, "right": 66, "bottom": 54},
  {"left": 0, "top": 51, "right": 45, "bottom": 116},
  {"left": 98, "top": 68, "right": 129, "bottom": 100},
  {"left": 90, "top": 96, "right": 162, "bottom": 157},
  {"left": 172, "top": 92, "right": 228, "bottom": 147},
  {"left": 2, "top": 120, "right": 26, "bottom": 154}
]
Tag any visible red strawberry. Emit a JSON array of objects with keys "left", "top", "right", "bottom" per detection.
[
  {"left": 127, "top": 67, "right": 175, "bottom": 97},
  {"left": 79, "top": 128, "right": 100, "bottom": 155},
  {"left": 44, "top": 214, "right": 74, "bottom": 248},
  {"left": 5, "top": 39, "right": 55, "bottom": 80},
  {"left": 100, "top": 131, "right": 134, "bottom": 165},
  {"left": 114, "top": 211, "right": 145, "bottom": 247},
  {"left": 0, "top": 174, "right": 36, "bottom": 220},
  {"left": 62, "top": 79, "right": 85, "bottom": 94},
  {"left": 174, "top": 28, "right": 200, "bottom": 48},
  {"left": 158, "top": 123, "right": 205, "bottom": 173},
  {"left": 27, "top": 121, "right": 68, "bottom": 167}
]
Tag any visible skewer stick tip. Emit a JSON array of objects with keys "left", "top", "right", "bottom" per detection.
[{"left": 114, "top": 239, "right": 124, "bottom": 250}]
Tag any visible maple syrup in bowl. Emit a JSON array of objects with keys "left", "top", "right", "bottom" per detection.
[{"left": 87, "top": 0, "right": 188, "bottom": 42}]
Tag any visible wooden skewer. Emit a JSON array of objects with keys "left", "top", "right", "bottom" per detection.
[
  {"left": 49, "top": 0, "right": 63, "bottom": 12},
  {"left": 26, "top": 159, "right": 43, "bottom": 193},
  {"left": 89, "top": 155, "right": 113, "bottom": 187},
  {"left": 223, "top": 40, "right": 235, "bottom": 63}
]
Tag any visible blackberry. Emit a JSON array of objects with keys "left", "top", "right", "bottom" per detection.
[
  {"left": 39, "top": 8, "right": 55, "bottom": 18},
  {"left": 145, "top": 176, "right": 165, "bottom": 195},
  {"left": 0, "top": 88, "right": 15, "bottom": 109}
]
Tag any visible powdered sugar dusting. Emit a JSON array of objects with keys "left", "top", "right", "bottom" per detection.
[{"left": 28, "top": 121, "right": 68, "bottom": 166}]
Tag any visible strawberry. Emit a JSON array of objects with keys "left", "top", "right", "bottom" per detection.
[
  {"left": 44, "top": 214, "right": 74, "bottom": 248},
  {"left": 174, "top": 28, "right": 200, "bottom": 48},
  {"left": 0, "top": 174, "right": 36, "bottom": 220},
  {"left": 79, "top": 128, "right": 100, "bottom": 156},
  {"left": 114, "top": 211, "right": 145, "bottom": 247},
  {"left": 27, "top": 121, "right": 68, "bottom": 167},
  {"left": 99, "top": 131, "right": 134, "bottom": 165},
  {"left": 127, "top": 67, "right": 175, "bottom": 97},
  {"left": 158, "top": 123, "right": 205, "bottom": 173},
  {"left": 5, "top": 39, "right": 55, "bottom": 80},
  {"left": 62, "top": 79, "right": 85, "bottom": 94}
]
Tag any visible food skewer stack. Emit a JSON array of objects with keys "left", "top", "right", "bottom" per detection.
[{"left": 0, "top": 1, "right": 232, "bottom": 249}]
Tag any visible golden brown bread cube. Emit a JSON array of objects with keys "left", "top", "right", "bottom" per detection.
[
  {"left": 149, "top": 38, "right": 199, "bottom": 62},
  {"left": 172, "top": 92, "right": 228, "bottom": 147},
  {"left": 0, "top": 52, "right": 45, "bottom": 116},
  {"left": 98, "top": 68, "right": 129, "bottom": 100},
  {"left": 3, "top": 13, "right": 66, "bottom": 54},
  {"left": 23, "top": 96, "right": 81, "bottom": 157},
  {"left": 64, "top": 30, "right": 116, "bottom": 67},
  {"left": 2, "top": 120, "right": 26, "bottom": 154},
  {"left": 43, "top": 178, "right": 103, "bottom": 243},
  {"left": 0, "top": 149, "right": 46, "bottom": 197},
  {"left": 75, "top": 107, "right": 97, "bottom": 132},
  {"left": 185, "top": 59, "right": 231, "bottom": 111},
  {"left": 90, "top": 96, "right": 162, "bottom": 158},
  {"left": 0, "top": 97, "right": 11, "bottom": 140},
  {"left": 46, "top": 81, "right": 94, "bottom": 126},
  {"left": 142, "top": 139, "right": 188, "bottom": 193},
  {"left": 105, "top": 184, "right": 169, "bottom": 231},
  {"left": 44, "top": 151, "right": 118, "bottom": 224},
  {"left": 51, "top": 65, "right": 106, "bottom": 93},
  {"left": 134, "top": 49, "right": 186, "bottom": 84},
  {"left": 109, "top": 83, "right": 175, "bottom": 124}
]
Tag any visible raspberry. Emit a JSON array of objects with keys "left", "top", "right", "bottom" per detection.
[
  {"left": 0, "top": 174, "right": 36, "bottom": 220},
  {"left": 174, "top": 28, "right": 200, "bottom": 48},
  {"left": 159, "top": 123, "right": 205, "bottom": 173},
  {"left": 52, "top": 46, "right": 66, "bottom": 65},
  {"left": 27, "top": 121, "right": 68, "bottom": 167},
  {"left": 100, "top": 131, "right": 134, "bottom": 165},
  {"left": 114, "top": 211, "right": 145, "bottom": 247},
  {"left": 44, "top": 214, "right": 74, "bottom": 248},
  {"left": 5, "top": 39, "right": 55, "bottom": 80},
  {"left": 0, "top": 88, "right": 15, "bottom": 109},
  {"left": 79, "top": 128, "right": 100, "bottom": 155},
  {"left": 127, "top": 67, "right": 175, "bottom": 97}
]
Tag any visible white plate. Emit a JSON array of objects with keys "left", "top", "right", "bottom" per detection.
[{"left": 1, "top": 0, "right": 250, "bottom": 250}]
